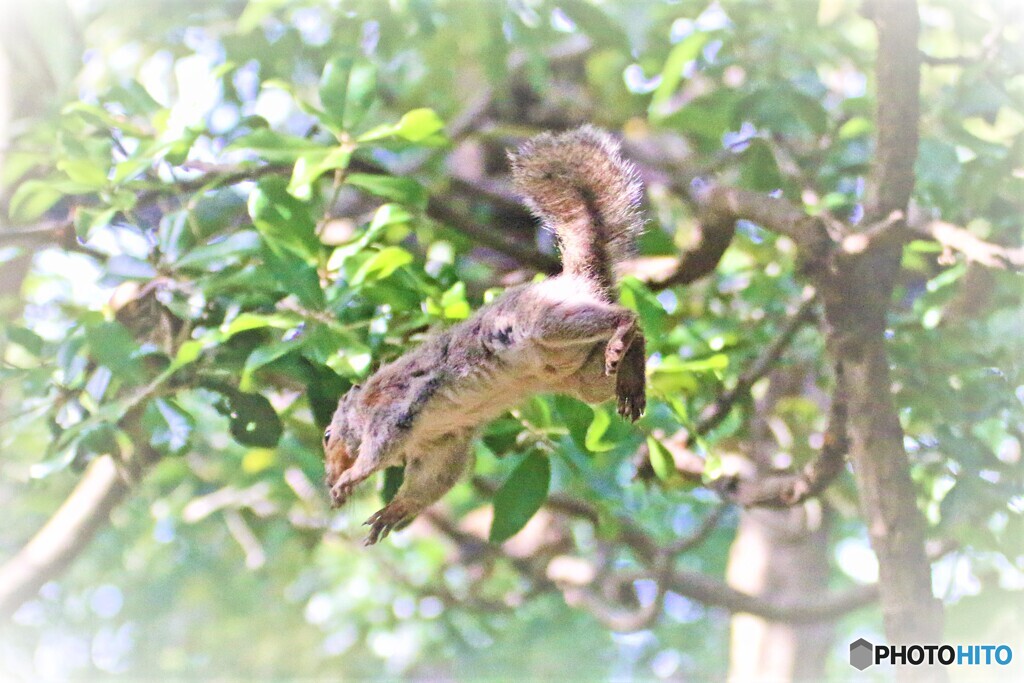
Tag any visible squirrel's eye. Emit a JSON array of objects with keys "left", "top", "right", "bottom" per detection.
[{"left": 323, "top": 427, "right": 332, "bottom": 445}]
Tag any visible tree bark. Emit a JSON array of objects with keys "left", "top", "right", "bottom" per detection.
[
  {"left": 0, "top": 456, "right": 132, "bottom": 617},
  {"left": 727, "top": 506, "right": 833, "bottom": 682},
  {"left": 726, "top": 368, "right": 834, "bottom": 682},
  {"left": 0, "top": 402, "right": 158, "bottom": 619},
  {"left": 818, "top": 0, "right": 945, "bottom": 677}
]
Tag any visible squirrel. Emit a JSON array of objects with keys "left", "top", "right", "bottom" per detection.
[{"left": 323, "top": 125, "right": 648, "bottom": 544}]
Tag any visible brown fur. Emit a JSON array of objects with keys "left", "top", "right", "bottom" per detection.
[
  {"left": 324, "top": 127, "right": 648, "bottom": 545},
  {"left": 509, "top": 125, "right": 644, "bottom": 299}
]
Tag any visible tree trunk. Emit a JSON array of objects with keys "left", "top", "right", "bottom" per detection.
[
  {"left": 822, "top": 292, "right": 945, "bottom": 649},
  {"left": 726, "top": 368, "right": 834, "bottom": 681},
  {"left": 727, "top": 506, "right": 833, "bottom": 682},
  {"left": 818, "top": 0, "right": 946, "bottom": 669}
]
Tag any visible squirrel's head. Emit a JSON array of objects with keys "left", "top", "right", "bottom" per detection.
[{"left": 323, "top": 385, "right": 364, "bottom": 504}]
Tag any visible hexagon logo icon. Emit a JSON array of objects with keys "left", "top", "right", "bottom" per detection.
[{"left": 850, "top": 638, "right": 874, "bottom": 670}]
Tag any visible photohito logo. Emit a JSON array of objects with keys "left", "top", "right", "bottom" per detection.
[
  {"left": 850, "top": 638, "right": 873, "bottom": 671},
  {"left": 849, "top": 639, "right": 1013, "bottom": 670}
]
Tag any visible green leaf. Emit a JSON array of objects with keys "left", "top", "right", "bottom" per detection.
[
  {"left": 222, "top": 312, "right": 296, "bottom": 337},
  {"left": 739, "top": 139, "right": 784, "bottom": 192},
  {"left": 394, "top": 108, "right": 445, "bottom": 142},
  {"left": 346, "top": 173, "right": 428, "bottom": 209},
  {"left": 112, "top": 152, "right": 158, "bottom": 185},
  {"left": 319, "top": 57, "right": 377, "bottom": 131},
  {"left": 169, "top": 339, "right": 205, "bottom": 372},
  {"left": 74, "top": 207, "right": 117, "bottom": 240},
  {"left": 324, "top": 341, "right": 373, "bottom": 378},
  {"left": 327, "top": 203, "right": 414, "bottom": 270},
  {"left": 287, "top": 146, "right": 352, "bottom": 200},
  {"left": 584, "top": 406, "right": 616, "bottom": 453},
  {"left": 237, "top": 0, "right": 289, "bottom": 33},
  {"left": 109, "top": 80, "right": 162, "bottom": 116},
  {"left": 144, "top": 398, "right": 195, "bottom": 455},
  {"left": 242, "top": 338, "right": 302, "bottom": 388},
  {"left": 650, "top": 354, "right": 727, "bottom": 394},
  {"left": 57, "top": 158, "right": 109, "bottom": 188},
  {"left": 342, "top": 64, "right": 378, "bottom": 130},
  {"left": 439, "top": 281, "right": 470, "bottom": 319},
  {"left": 649, "top": 33, "right": 709, "bottom": 119},
  {"left": 84, "top": 320, "right": 147, "bottom": 382},
  {"left": 619, "top": 276, "right": 667, "bottom": 335},
  {"left": 77, "top": 423, "right": 122, "bottom": 459},
  {"left": 248, "top": 176, "right": 319, "bottom": 258},
  {"left": 2, "top": 148, "right": 47, "bottom": 187},
  {"left": 30, "top": 447, "right": 78, "bottom": 480},
  {"left": 6, "top": 326, "right": 44, "bottom": 355},
  {"left": 838, "top": 116, "right": 873, "bottom": 139},
  {"left": 358, "top": 107, "right": 445, "bottom": 143},
  {"left": 214, "top": 389, "right": 283, "bottom": 448},
  {"left": 319, "top": 56, "right": 354, "bottom": 122},
  {"left": 552, "top": 396, "right": 594, "bottom": 453},
  {"left": 350, "top": 246, "right": 414, "bottom": 285},
  {"left": 667, "top": 353, "right": 729, "bottom": 373},
  {"left": 261, "top": 244, "right": 325, "bottom": 309},
  {"left": 8, "top": 180, "right": 65, "bottom": 222},
  {"left": 174, "top": 231, "right": 262, "bottom": 271},
  {"left": 62, "top": 101, "right": 146, "bottom": 135},
  {"left": 646, "top": 436, "right": 675, "bottom": 481},
  {"left": 382, "top": 466, "right": 405, "bottom": 504},
  {"left": 226, "top": 129, "right": 323, "bottom": 163},
  {"left": 489, "top": 451, "right": 551, "bottom": 543},
  {"left": 664, "top": 91, "right": 740, "bottom": 145}
]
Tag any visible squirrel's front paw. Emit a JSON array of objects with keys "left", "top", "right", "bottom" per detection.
[
  {"left": 363, "top": 500, "right": 414, "bottom": 545},
  {"left": 605, "top": 339, "right": 627, "bottom": 376},
  {"left": 330, "top": 480, "right": 356, "bottom": 507},
  {"left": 330, "top": 469, "right": 370, "bottom": 508}
]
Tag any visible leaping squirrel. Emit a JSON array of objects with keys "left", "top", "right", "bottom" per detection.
[{"left": 324, "top": 125, "right": 648, "bottom": 544}]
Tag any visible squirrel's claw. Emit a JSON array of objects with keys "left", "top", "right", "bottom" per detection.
[
  {"left": 615, "top": 370, "right": 646, "bottom": 423},
  {"left": 617, "top": 392, "right": 645, "bottom": 423},
  {"left": 364, "top": 501, "right": 412, "bottom": 546}
]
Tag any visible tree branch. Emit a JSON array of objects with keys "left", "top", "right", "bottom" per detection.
[
  {"left": 694, "top": 185, "right": 833, "bottom": 258},
  {"left": 697, "top": 294, "right": 817, "bottom": 436},
  {"left": 0, "top": 453, "right": 148, "bottom": 618},
  {"left": 917, "top": 220, "right": 1024, "bottom": 270},
  {"left": 461, "top": 481, "right": 961, "bottom": 626},
  {"left": 426, "top": 197, "right": 560, "bottom": 273},
  {"left": 634, "top": 296, "right": 818, "bottom": 484},
  {"left": 864, "top": 0, "right": 921, "bottom": 221},
  {"left": 714, "top": 360, "right": 849, "bottom": 508},
  {"left": 841, "top": 212, "right": 1023, "bottom": 270},
  {"left": 0, "top": 281, "right": 179, "bottom": 618}
]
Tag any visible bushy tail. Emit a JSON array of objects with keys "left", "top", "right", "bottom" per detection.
[{"left": 509, "top": 125, "right": 644, "bottom": 294}]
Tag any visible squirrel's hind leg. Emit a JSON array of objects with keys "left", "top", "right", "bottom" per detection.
[
  {"left": 570, "top": 332, "right": 647, "bottom": 421},
  {"left": 364, "top": 431, "right": 472, "bottom": 545},
  {"left": 615, "top": 332, "right": 646, "bottom": 421},
  {"left": 533, "top": 301, "right": 639, "bottom": 377}
]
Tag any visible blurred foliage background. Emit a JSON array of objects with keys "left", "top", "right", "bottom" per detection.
[{"left": 0, "top": 0, "right": 1021, "bottom": 680}]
